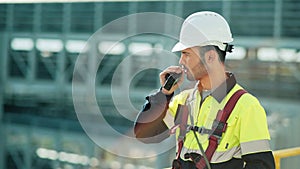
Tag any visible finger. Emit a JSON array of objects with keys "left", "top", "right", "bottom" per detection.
[
  {"left": 159, "top": 67, "right": 182, "bottom": 85},
  {"left": 160, "top": 66, "right": 183, "bottom": 81},
  {"left": 164, "top": 66, "right": 183, "bottom": 74}
]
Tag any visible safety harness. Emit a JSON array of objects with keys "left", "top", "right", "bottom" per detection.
[{"left": 171, "top": 89, "right": 247, "bottom": 169}]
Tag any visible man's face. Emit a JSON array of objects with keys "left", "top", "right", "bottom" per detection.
[{"left": 179, "top": 47, "right": 208, "bottom": 81}]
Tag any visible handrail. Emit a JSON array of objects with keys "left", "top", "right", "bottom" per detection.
[{"left": 273, "top": 147, "right": 300, "bottom": 169}]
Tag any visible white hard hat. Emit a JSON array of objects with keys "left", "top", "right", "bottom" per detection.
[{"left": 172, "top": 11, "right": 233, "bottom": 52}]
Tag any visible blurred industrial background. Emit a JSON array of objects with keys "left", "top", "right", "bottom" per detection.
[{"left": 0, "top": 0, "right": 300, "bottom": 169}]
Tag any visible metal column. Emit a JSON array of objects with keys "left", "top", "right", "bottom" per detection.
[{"left": 0, "top": 31, "right": 8, "bottom": 169}]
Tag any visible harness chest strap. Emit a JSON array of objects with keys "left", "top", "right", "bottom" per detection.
[{"left": 173, "top": 89, "right": 247, "bottom": 169}]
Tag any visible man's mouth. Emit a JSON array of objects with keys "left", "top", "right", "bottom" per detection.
[{"left": 181, "top": 65, "right": 188, "bottom": 74}]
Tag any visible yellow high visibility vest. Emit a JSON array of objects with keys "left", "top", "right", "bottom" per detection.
[{"left": 163, "top": 84, "right": 271, "bottom": 163}]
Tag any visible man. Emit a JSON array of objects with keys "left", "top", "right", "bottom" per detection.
[{"left": 134, "top": 11, "right": 275, "bottom": 169}]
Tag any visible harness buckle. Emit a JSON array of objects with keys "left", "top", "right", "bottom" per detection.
[
  {"left": 188, "top": 125, "right": 214, "bottom": 136},
  {"left": 212, "top": 120, "right": 227, "bottom": 136}
]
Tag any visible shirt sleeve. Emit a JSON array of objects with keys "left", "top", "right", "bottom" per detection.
[
  {"left": 134, "top": 89, "right": 173, "bottom": 143},
  {"left": 238, "top": 94, "right": 272, "bottom": 155},
  {"left": 243, "top": 151, "right": 275, "bottom": 169},
  {"left": 237, "top": 94, "right": 275, "bottom": 168}
]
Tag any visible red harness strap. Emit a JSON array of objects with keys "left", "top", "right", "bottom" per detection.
[
  {"left": 172, "top": 104, "right": 189, "bottom": 169},
  {"left": 177, "top": 105, "right": 189, "bottom": 159},
  {"left": 195, "top": 89, "right": 247, "bottom": 169}
]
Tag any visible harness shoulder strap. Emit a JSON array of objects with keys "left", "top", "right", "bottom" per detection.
[
  {"left": 217, "top": 89, "right": 247, "bottom": 122},
  {"left": 171, "top": 89, "right": 195, "bottom": 163},
  {"left": 195, "top": 89, "right": 247, "bottom": 169}
]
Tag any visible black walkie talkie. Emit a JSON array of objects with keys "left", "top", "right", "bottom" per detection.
[{"left": 163, "top": 73, "right": 182, "bottom": 91}]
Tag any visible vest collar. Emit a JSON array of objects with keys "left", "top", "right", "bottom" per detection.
[{"left": 210, "top": 72, "right": 237, "bottom": 103}]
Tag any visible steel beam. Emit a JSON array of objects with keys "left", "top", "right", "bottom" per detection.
[{"left": 0, "top": 30, "right": 8, "bottom": 169}]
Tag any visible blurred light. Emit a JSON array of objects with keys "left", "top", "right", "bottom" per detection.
[
  {"left": 129, "top": 42, "right": 153, "bottom": 56},
  {"left": 124, "top": 163, "right": 135, "bottom": 169},
  {"left": 36, "top": 148, "right": 58, "bottom": 160},
  {"left": 257, "top": 47, "right": 279, "bottom": 61},
  {"left": 89, "top": 157, "right": 99, "bottom": 167},
  {"left": 48, "top": 149, "right": 59, "bottom": 160},
  {"left": 59, "top": 152, "right": 69, "bottom": 162},
  {"left": 36, "top": 148, "right": 49, "bottom": 159},
  {"left": 78, "top": 155, "right": 89, "bottom": 165},
  {"left": 278, "top": 48, "right": 298, "bottom": 62},
  {"left": 110, "top": 161, "right": 121, "bottom": 169},
  {"left": 36, "top": 148, "right": 97, "bottom": 166},
  {"left": 99, "top": 41, "right": 125, "bottom": 55},
  {"left": 154, "top": 43, "right": 164, "bottom": 53},
  {"left": 258, "top": 47, "right": 300, "bottom": 62},
  {"left": 66, "top": 40, "right": 88, "bottom": 53},
  {"left": 36, "top": 39, "right": 63, "bottom": 53},
  {"left": 11, "top": 38, "right": 34, "bottom": 51},
  {"left": 67, "top": 153, "right": 80, "bottom": 164},
  {"left": 226, "top": 46, "right": 246, "bottom": 60}
]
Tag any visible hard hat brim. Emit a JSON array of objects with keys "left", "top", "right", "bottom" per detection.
[
  {"left": 171, "top": 42, "right": 189, "bottom": 52},
  {"left": 172, "top": 40, "right": 233, "bottom": 53}
]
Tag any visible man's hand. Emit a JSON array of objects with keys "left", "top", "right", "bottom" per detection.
[{"left": 159, "top": 66, "right": 184, "bottom": 95}]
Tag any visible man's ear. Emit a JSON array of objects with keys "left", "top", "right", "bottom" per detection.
[{"left": 204, "top": 49, "right": 218, "bottom": 64}]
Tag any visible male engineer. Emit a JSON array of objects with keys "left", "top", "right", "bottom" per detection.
[{"left": 134, "top": 11, "right": 275, "bottom": 169}]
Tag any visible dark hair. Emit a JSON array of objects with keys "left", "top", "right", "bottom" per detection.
[{"left": 198, "top": 45, "right": 227, "bottom": 63}]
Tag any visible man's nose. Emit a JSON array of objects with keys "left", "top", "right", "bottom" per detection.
[{"left": 179, "top": 54, "right": 185, "bottom": 65}]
